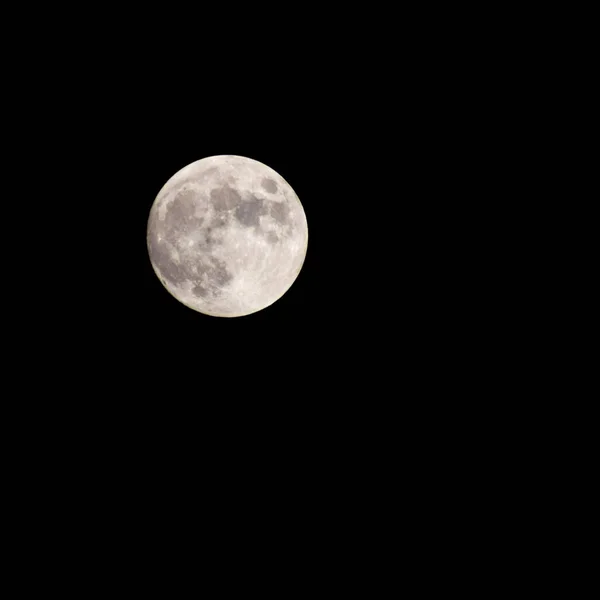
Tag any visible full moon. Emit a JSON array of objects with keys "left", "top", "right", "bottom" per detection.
[{"left": 147, "top": 155, "right": 308, "bottom": 317}]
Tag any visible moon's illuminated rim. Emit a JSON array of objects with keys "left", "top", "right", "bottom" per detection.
[{"left": 147, "top": 155, "right": 308, "bottom": 317}]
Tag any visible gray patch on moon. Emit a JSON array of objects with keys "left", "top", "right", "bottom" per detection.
[
  {"left": 270, "top": 201, "right": 291, "bottom": 224},
  {"left": 196, "top": 234, "right": 215, "bottom": 252},
  {"left": 234, "top": 194, "right": 267, "bottom": 228},
  {"left": 188, "top": 256, "right": 233, "bottom": 298},
  {"left": 210, "top": 257, "right": 234, "bottom": 286},
  {"left": 173, "top": 189, "right": 197, "bottom": 216},
  {"left": 201, "top": 167, "right": 219, "bottom": 178},
  {"left": 149, "top": 194, "right": 234, "bottom": 294},
  {"left": 211, "top": 186, "right": 242, "bottom": 211},
  {"left": 192, "top": 283, "right": 208, "bottom": 298},
  {"left": 163, "top": 189, "right": 205, "bottom": 239},
  {"left": 266, "top": 231, "right": 279, "bottom": 244},
  {"left": 211, "top": 213, "right": 229, "bottom": 229},
  {"left": 149, "top": 237, "right": 190, "bottom": 286},
  {"left": 261, "top": 178, "right": 277, "bottom": 193}
]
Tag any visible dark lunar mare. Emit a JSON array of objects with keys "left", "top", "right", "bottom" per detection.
[
  {"left": 211, "top": 186, "right": 242, "bottom": 211},
  {"left": 149, "top": 187, "right": 233, "bottom": 296},
  {"left": 266, "top": 231, "right": 279, "bottom": 244},
  {"left": 261, "top": 178, "right": 277, "bottom": 193},
  {"left": 147, "top": 227, "right": 190, "bottom": 286},
  {"left": 269, "top": 201, "right": 290, "bottom": 224},
  {"left": 234, "top": 194, "right": 268, "bottom": 228}
]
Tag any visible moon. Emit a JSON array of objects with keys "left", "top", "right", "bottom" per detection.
[{"left": 147, "top": 155, "right": 308, "bottom": 317}]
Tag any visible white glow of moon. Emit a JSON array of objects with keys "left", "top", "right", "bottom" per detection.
[{"left": 147, "top": 155, "right": 308, "bottom": 317}]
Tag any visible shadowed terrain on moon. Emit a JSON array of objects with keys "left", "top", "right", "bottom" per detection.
[
  {"left": 261, "top": 177, "right": 278, "bottom": 193},
  {"left": 234, "top": 195, "right": 267, "bottom": 228},
  {"left": 147, "top": 155, "right": 307, "bottom": 317},
  {"left": 210, "top": 186, "right": 241, "bottom": 211},
  {"left": 149, "top": 191, "right": 234, "bottom": 299}
]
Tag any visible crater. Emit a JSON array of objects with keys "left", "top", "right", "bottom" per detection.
[
  {"left": 211, "top": 186, "right": 242, "bottom": 211},
  {"left": 261, "top": 178, "right": 277, "bottom": 193},
  {"left": 234, "top": 194, "right": 267, "bottom": 228}
]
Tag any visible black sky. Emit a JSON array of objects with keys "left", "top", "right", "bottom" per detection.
[
  {"left": 2, "top": 11, "right": 538, "bottom": 564},
  {"left": 18, "top": 6, "right": 511, "bottom": 440}
]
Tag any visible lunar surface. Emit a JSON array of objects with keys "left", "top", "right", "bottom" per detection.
[{"left": 147, "top": 155, "right": 308, "bottom": 317}]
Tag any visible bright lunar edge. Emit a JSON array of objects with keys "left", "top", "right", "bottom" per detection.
[{"left": 147, "top": 155, "right": 308, "bottom": 317}]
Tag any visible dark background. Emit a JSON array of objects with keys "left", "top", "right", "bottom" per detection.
[
  {"left": 14, "top": 9, "right": 474, "bottom": 462},
  {"left": 15, "top": 5, "right": 545, "bottom": 463},
  {"left": 19, "top": 6, "right": 515, "bottom": 422},
  {"left": 4, "top": 7, "right": 559, "bottom": 581},
  {"left": 67, "top": 29, "right": 407, "bottom": 401},
  {"left": 7, "top": 3, "right": 538, "bottom": 436}
]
